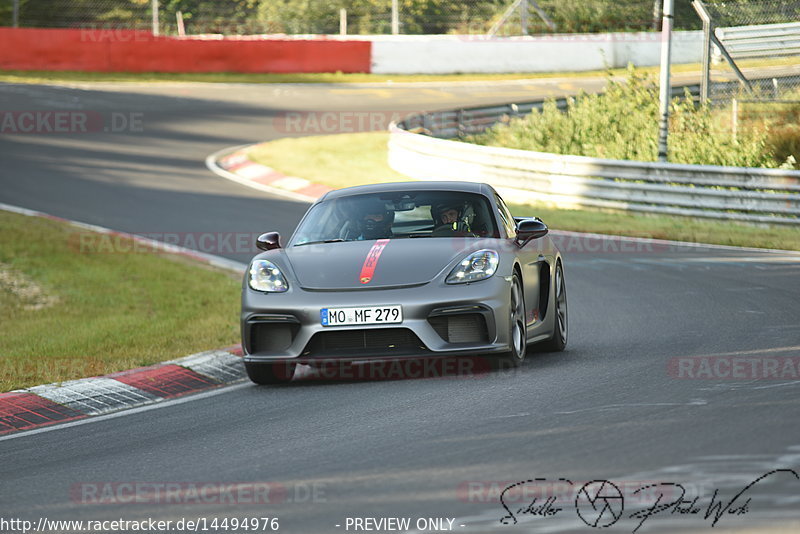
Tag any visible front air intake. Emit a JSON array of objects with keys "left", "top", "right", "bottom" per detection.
[
  {"left": 303, "top": 328, "right": 426, "bottom": 357},
  {"left": 428, "top": 313, "right": 489, "bottom": 344},
  {"left": 250, "top": 323, "right": 298, "bottom": 354}
]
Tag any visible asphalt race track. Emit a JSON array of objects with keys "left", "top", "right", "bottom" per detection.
[{"left": 1, "top": 78, "right": 799, "bottom": 534}]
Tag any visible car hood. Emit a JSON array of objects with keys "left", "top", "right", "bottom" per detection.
[{"left": 285, "top": 238, "right": 497, "bottom": 290}]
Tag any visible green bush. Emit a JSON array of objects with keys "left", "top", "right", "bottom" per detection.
[
  {"left": 468, "top": 67, "right": 776, "bottom": 168},
  {"left": 767, "top": 125, "right": 800, "bottom": 169}
]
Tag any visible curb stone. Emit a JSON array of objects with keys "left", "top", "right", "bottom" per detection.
[
  {"left": 209, "top": 145, "right": 333, "bottom": 204},
  {"left": 0, "top": 346, "right": 245, "bottom": 436}
]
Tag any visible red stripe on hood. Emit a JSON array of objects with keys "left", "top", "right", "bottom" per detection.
[{"left": 359, "top": 239, "right": 390, "bottom": 284}]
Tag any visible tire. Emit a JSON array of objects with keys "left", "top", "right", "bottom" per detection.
[
  {"left": 495, "top": 272, "right": 527, "bottom": 369},
  {"left": 539, "top": 261, "right": 568, "bottom": 352},
  {"left": 245, "top": 361, "right": 296, "bottom": 385}
]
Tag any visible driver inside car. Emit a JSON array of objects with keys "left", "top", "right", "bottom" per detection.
[
  {"left": 357, "top": 207, "right": 394, "bottom": 240},
  {"left": 431, "top": 201, "right": 476, "bottom": 237}
]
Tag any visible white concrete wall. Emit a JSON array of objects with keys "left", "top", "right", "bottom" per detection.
[{"left": 370, "top": 31, "right": 703, "bottom": 74}]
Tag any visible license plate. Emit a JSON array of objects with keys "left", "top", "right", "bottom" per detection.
[{"left": 321, "top": 305, "right": 402, "bottom": 327}]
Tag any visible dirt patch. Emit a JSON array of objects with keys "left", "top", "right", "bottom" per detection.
[{"left": 0, "top": 263, "right": 59, "bottom": 310}]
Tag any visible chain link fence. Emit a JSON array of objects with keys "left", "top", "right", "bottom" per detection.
[
  {"left": 1, "top": 0, "right": 265, "bottom": 34},
  {"left": 695, "top": 0, "right": 800, "bottom": 102},
  {"left": 691, "top": 0, "right": 800, "bottom": 169},
  {"left": 0, "top": 0, "right": 705, "bottom": 35}
]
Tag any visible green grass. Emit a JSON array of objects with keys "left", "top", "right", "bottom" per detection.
[
  {"left": 1, "top": 56, "right": 796, "bottom": 86},
  {"left": 0, "top": 210, "right": 241, "bottom": 392},
  {"left": 248, "top": 132, "right": 408, "bottom": 189},
  {"left": 246, "top": 131, "right": 800, "bottom": 251},
  {"left": 507, "top": 203, "right": 800, "bottom": 250},
  {"left": 0, "top": 65, "right": 704, "bottom": 85}
]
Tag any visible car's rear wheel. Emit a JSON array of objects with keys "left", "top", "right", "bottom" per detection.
[
  {"left": 539, "top": 262, "right": 567, "bottom": 352},
  {"left": 495, "top": 272, "right": 527, "bottom": 369},
  {"left": 245, "top": 362, "right": 296, "bottom": 385}
]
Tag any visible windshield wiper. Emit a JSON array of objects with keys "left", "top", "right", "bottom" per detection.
[{"left": 294, "top": 239, "right": 346, "bottom": 247}]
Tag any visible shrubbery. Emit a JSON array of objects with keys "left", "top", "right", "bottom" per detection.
[
  {"left": 0, "top": 0, "right": 701, "bottom": 35},
  {"left": 468, "top": 67, "right": 797, "bottom": 169}
]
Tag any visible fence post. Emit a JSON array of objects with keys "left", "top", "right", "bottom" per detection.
[
  {"left": 12, "top": 0, "right": 19, "bottom": 27},
  {"left": 520, "top": 0, "right": 529, "bottom": 35},
  {"left": 340, "top": 9, "right": 347, "bottom": 36},
  {"left": 657, "top": 0, "right": 674, "bottom": 162},
  {"left": 176, "top": 11, "right": 185, "bottom": 37},
  {"left": 391, "top": 0, "right": 399, "bottom": 35},
  {"left": 151, "top": 0, "right": 160, "bottom": 36},
  {"left": 652, "top": 0, "right": 661, "bottom": 31},
  {"left": 692, "top": 0, "right": 712, "bottom": 103}
]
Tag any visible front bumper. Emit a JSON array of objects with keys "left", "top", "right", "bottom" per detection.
[{"left": 241, "top": 276, "right": 513, "bottom": 363}]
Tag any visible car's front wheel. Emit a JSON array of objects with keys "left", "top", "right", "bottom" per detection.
[
  {"left": 495, "top": 272, "right": 527, "bottom": 369},
  {"left": 245, "top": 362, "right": 296, "bottom": 385}
]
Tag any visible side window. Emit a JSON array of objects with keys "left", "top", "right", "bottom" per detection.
[{"left": 495, "top": 195, "right": 517, "bottom": 238}]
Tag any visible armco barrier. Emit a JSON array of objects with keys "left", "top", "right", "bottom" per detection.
[
  {"left": 389, "top": 87, "right": 800, "bottom": 225},
  {"left": 0, "top": 29, "right": 371, "bottom": 73}
]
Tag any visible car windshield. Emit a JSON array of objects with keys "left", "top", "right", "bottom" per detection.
[{"left": 291, "top": 191, "right": 499, "bottom": 246}]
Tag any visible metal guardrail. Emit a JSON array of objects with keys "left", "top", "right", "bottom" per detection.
[
  {"left": 714, "top": 22, "right": 800, "bottom": 60},
  {"left": 404, "top": 85, "right": 699, "bottom": 140},
  {"left": 389, "top": 81, "right": 800, "bottom": 225}
]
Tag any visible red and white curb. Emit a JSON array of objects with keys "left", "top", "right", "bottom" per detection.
[
  {"left": 0, "top": 347, "right": 246, "bottom": 436},
  {"left": 0, "top": 203, "right": 250, "bottom": 436},
  {"left": 206, "top": 144, "right": 333, "bottom": 203}
]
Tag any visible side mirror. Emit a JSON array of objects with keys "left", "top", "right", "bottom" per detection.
[
  {"left": 515, "top": 218, "right": 548, "bottom": 246},
  {"left": 256, "top": 232, "right": 281, "bottom": 251}
]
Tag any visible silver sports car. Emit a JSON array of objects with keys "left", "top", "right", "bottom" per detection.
[{"left": 241, "top": 181, "right": 567, "bottom": 384}]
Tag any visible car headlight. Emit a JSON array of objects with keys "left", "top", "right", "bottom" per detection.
[
  {"left": 249, "top": 259, "right": 289, "bottom": 293},
  {"left": 446, "top": 249, "right": 499, "bottom": 284}
]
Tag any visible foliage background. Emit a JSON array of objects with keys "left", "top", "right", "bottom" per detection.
[
  {"left": 467, "top": 68, "right": 798, "bottom": 169},
  {"left": 0, "top": 0, "right": 705, "bottom": 34}
]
